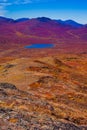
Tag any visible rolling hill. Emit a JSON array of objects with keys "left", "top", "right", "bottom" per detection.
[{"left": 0, "top": 16, "right": 87, "bottom": 57}]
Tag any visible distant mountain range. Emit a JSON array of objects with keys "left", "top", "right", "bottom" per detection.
[
  {"left": 0, "top": 16, "right": 87, "bottom": 47},
  {"left": 0, "top": 16, "right": 86, "bottom": 28},
  {"left": 0, "top": 16, "right": 14, "bottom": 23},
  {"left": 55, "top": 19, "right": 84, "bottom": 28}
]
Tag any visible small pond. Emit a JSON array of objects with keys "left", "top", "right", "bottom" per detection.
[{"left": 25, "top": 43, "right": 54, "bottom": 49}]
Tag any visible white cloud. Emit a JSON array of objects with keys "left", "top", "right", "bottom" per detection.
[
  {"left": 0, "top": 0, "right": 49, "bottom": 6},
  {"left": 0, "top": 0, "right": 32, "bottom": 6},
  {"left": 0, "top": 0, "right": 51, "bottom": 16},
  {"left": 0, "top": 0, "right": 9, "bottom": 16},
  {"left": 0, "top": 6, "right": 7, "bottom": 16},
  {"left": 14, "top": 0, "right": 32, "bottom": 5},
  {"left": 0, "top": 0, "right": 32, "bottom": 16}
]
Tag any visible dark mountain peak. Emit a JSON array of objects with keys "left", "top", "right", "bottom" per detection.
[
  {"left": 15, "top": 18, "right": 30, "bottom": 23},
  {"left": 36, "top": 17, "right": 52, "bottom": 22},
  {"left": 55, "top": 19, "right": 64, "bottom": 24},
  {"left": 0, "top": 16, "right": 85, "bottom": 28},
  {"left": 64, "top": 19, "right": 84, "bottom": 28},
  {"left": 64, "top": 19, "right": 80, "bottom": 24},
  {"left": 0, "top": 16, "right": 14, "bottom": 23},
  {"left": 55, "top": 19, "right": 84, "bottom": 28},
  {"left": 84, "top": 24, "right": 87, "bottom": 27}
]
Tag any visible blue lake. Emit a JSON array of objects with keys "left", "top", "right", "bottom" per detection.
[{"left": 25, "top": 44, "right": 54, "bottom": 49}]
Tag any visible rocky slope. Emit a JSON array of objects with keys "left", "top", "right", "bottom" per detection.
[
  {"left": 0, "top": 54, "right": 87, "bottom": 129},
  {"left": 0, "top": 82, "right": 86, "bottom": 130}
]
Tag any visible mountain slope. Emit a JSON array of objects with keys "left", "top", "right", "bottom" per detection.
[
  {"left": 15, "top": 18, "right": 30, "bottom": 23},
  {"left": 56, "top": 19, "right": 84, "bottom": 28},
  {"left": 0, "top": 16, "right": 87, "bottom": 56},
  {"left": 0, "top": 55, "right": 87, "bottom": 129},
  {"left": 0, "top": 16, "right": 14, "bottom": 23}
]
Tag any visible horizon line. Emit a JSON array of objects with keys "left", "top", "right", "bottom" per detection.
[{"left": 0, "top": 15, "right": 87, "bottom": 25}]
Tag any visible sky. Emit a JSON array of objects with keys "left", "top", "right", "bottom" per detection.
[{"left": 0, "top": 0, "right": 87, "bottom": 24}]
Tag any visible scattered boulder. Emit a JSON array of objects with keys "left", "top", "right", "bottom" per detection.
[
  {"left": 5, "top": 64, "right": 15, "bottom": 69},
  {"left": 0, "top": 88, "right": 7, "bottom": 97},
  {"left": 0, "top": 83, "right": 17, "bottom": 90}
]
